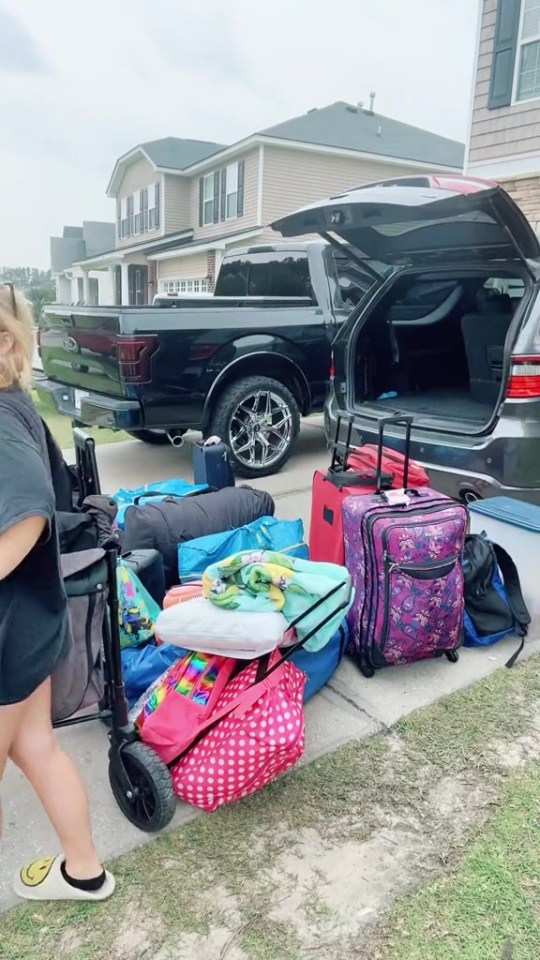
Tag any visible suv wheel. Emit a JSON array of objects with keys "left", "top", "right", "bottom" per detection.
[{"left": 210, "top": 376, "right": 300, "bottom": 478}]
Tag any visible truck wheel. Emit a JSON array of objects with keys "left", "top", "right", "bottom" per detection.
[
  {"left": 210, "top": 376, "right": 300, "bottom": 478},
  {"left": 126, "top": 429, "right": 170, "bottom": 446}
]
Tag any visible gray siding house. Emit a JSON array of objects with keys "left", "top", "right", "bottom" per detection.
[
  {"left": 66, "top": 102, "right": 464, "bottom": 305},
  {"left": 467, "top": 0, "right": 540, "bottom": 231}
]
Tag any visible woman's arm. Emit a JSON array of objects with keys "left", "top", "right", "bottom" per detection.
[{"left": 0, "top": 515, "right": 47, "bottom": 580}]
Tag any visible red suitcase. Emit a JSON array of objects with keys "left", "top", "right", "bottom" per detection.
[{"left": 309, "top": 416, "right": 429, "bottom": 565}]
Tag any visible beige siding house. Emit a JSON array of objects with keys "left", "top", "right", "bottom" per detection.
[
  {"left": 467, "top": 0, "right": 540, "bottom": 230},
  {"left": 67, "top": 102, "right": 464, "bottom": 304}
]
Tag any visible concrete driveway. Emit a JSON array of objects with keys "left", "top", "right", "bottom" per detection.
[{"left": 1, "top": 416, "right": 538, "bottom": 911}]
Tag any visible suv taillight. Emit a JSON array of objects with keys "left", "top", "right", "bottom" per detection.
[
  {"left": 329, "top": 351, "right": 335, "bottom": 379},
  {"left": 117, "top": 335, "right": 158, "bottom": 383},
  {"left": 506, "top": 356, "right": 540, "bottom": 400}
]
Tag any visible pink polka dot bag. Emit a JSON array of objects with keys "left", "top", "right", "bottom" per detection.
[{"left": 171, "top": 652, "right": 306, "bottom": 812}]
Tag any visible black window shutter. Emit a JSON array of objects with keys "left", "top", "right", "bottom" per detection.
[
  {"left": 155, "top": 181, "right": 160, "bottom": 228},
  {"left": 220, "top": 169, "right": 227, "bottom": 221},
  {"left": 117, "top": 200, "right": 121, "bottom": 237},
  {"left": 488, "top": 0, "right": 521, "bottom": 109},
  {"left": 213, "top": 171, "right": 220, "bottom": 224},
  {"left": 237, "top": 160, "right": 245, "bottom": 218},
  {"left": 199, "top": 177, "right": 204, "bottom": 226}
]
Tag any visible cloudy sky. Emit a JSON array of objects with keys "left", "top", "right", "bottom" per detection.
[{"left": 0, "top": 0, "right": 479, "bottom": 268}]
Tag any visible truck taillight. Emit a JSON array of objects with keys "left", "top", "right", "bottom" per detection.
[
  {"left": 506, "top": 356, "right": 540, "bottom": 400},
  {"left": 117, "top": 335, "right": 158, "bottom": 383}
]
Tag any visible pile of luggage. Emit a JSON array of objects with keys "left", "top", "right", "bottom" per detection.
[{"left": 53, "top": 427, "right": 533, "bottom": 827}]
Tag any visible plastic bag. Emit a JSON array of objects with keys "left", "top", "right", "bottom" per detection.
[{"left": 117, "top": 560, "right": 161, "bottom": 648}]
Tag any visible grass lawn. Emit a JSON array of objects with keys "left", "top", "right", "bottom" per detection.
[
  {"left": 32, "top": 391, "right": 128, "bottom": 450},
  {"left": 4, "top": 657, "right": 540, "bottom": 960}
]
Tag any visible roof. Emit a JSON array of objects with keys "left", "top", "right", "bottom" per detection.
[
  {"left": 140, "top": 137, "right": 225, "bottom": 170},
  {"left": 259, "top": 101, "right": 464, "bottom": 169},
  {"left": 107, "top": 137, "right": 226, "bottom": 194}
]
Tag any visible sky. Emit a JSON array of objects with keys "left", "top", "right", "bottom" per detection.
[{"left": 0, "top": 0, "right": 479, "bottom": 268}]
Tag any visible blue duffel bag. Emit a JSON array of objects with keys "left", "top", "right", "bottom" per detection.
[
  {"left": 121, "top": 642, "right": 188, "bottom": 707},
  {"left": 289, "top": 621, "right": 349, "bottom": 702},
  {"left": 178, "top": 515, "right": 308, "bottom": 582},
  {"left": 113, "top": 479, "right": 208, "bottom": 530}
]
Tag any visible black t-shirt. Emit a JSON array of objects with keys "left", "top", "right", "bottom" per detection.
[{"left": 0, "top": 390, "right": 68, "bottom": 705}]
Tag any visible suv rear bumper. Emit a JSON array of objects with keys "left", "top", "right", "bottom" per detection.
[
  {"left": 35, "top": 379, "right": 143, "bottom": 431},
  {"left": 325, "top": 396, "right": 540, "bottom": 506}
]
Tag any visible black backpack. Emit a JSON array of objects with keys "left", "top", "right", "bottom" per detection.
[{"left": 463, "top": 533, "right": 531, "bottom": 668}]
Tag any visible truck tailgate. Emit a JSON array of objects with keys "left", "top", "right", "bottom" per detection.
[{"left": 39, "top": 308, "right": 127, "bottom": 397}]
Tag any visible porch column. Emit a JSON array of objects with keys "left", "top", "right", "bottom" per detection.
[
  {"left": 82, "top": 270, "right": 90, "bottom": 304},
  {"left": 120, "top": 262, "right": 130, "bottom": 305}
]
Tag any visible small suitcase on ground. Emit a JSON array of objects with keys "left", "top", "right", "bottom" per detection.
[
  {"left": 309, "top": 415, "right": 429, "bottom": 565},
  {"left": 121, "top": 549, "right": 166, "bottom": 607},
  {"left": 193, "top": 438, "right": 235, "bottom": 490},
  {"left": 343, "top": 416, "right": 467, "bottom": 676}
]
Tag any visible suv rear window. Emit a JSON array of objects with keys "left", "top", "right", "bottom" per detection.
[{"left": 215, "top": 251, "right": 315, "bottom": 300}]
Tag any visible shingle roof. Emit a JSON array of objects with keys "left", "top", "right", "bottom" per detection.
[
  {"left": 141, "top": 137, "right": 226, "bottom": 170},
  {"left": 259, "top": 101, "right": 464, "bottom": 169}
]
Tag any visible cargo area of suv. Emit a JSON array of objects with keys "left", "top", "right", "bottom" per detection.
[
  {"left": 351, "top": 271, "right": 526, "bottom": 429},
  {"left": 272, "top": 174, "right": 540, "bottom": 502}
]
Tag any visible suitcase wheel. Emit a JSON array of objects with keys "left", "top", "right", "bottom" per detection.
[
  {"left": 445, "top": 650, "right": 460, "bottom": 664},
  {"left": 109, "top": 741, "right": 176, "bottom": 832}
]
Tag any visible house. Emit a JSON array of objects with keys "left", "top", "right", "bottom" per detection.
[
  {"left": 50, "top": 221, "right": 115, "bottom": 304},
  {"left": 466, "top": 0, "right": 540, "bottom": 231},
  {"left": 66, "top": 102, "right": 465, "bottom": 305}
]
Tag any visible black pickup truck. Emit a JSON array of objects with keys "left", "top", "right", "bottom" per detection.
[{"left": 36, "top": 241, "right": 374, "bottom": 477}]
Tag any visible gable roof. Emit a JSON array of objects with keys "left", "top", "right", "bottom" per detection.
[
  {"left": 140, "top": 137, "right": 225, "bottom": 170},
  {"left": 107, "top": 137, "right": 225, "bottom": 195},
  {"left": 258, "top": 101, "right": 464, "bottom": 169}
]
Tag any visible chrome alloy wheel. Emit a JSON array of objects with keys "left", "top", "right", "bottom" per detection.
[{"left": 229, "top": 389, "right": 293, "bottom": 470}]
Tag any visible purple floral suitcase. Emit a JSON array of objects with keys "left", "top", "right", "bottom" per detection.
[{"left": 342, "top": 417, "right": 467, "bottom": 676}]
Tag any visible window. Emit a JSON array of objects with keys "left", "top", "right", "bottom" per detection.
[
  {"left": 162, "top": 278, "right": 210, "bottom": 295},
  {"left": 142, "top": 187, "right": 149, "bottom": 231},
  {"left": 134, "top": 190, "right": 143, "bottom": 234},
  {"left": 148, "top": 182, "right": 160, "bottom": 230},
  {"left": 120, "top": 197, "right": 130, "bottom": 239},
  {"left": 203, "top": 174, "right": 216, "bottom": 225},
  {"left": 127, "top": 195, "right": 134, "bottom": 236},
  {"left": 225, "top": 163, "right": 239, "bottom": 220},
  {"left": 516, "top": 0, "right": 540, "bottom": 101},
  {"left": 214, "top": 251, "right": 314, "bottom": 300}
]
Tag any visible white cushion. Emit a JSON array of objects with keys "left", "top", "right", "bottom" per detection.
[{"left": 155, "top": 597, "right": 289, "bottom": 658}]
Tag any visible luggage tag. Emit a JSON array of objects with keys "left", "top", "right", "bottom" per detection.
[{"left": 380, "top": 488, "right": 410, "bottom": 507}]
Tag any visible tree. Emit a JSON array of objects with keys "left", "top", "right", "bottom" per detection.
[{"left": 0, "top": 266, "right": 56, "bottom": 322}]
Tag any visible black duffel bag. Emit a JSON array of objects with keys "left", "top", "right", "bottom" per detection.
[{"left": 121, "top": 486, "right": 275, "bottom": 586}]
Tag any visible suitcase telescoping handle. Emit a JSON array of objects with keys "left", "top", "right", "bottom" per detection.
[{"left": 376, "top": 415, "right": 413, "bottom": 492}]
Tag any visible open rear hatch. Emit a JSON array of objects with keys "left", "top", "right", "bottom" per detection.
[
  {"left": 273, "top": 176, "right": 540, "bottom": 433},
  {"left": 39, "top": 307, "right": 157, "bottom": 397},
  {"left": 272, "top": 175, "right": 540, "bottom": 270}
]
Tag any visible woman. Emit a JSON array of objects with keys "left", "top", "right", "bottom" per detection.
[{"left": 0, "top": 283, "right": 114, "bottom": 902}]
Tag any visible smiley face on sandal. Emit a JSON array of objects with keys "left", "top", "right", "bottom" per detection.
[{"left": 20, "top": 857, "right": 55, "bottom": 887}]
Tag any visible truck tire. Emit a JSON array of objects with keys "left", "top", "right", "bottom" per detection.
[
  {"left": 126, "top": 429, "right": 170, "bottom": 445},
  {"left": 209, "top": 376, "right": 301, "bottom": 479}
]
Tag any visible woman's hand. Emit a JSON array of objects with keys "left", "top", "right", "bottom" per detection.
[{"left": 0, "top": 516, "right": 47, "bottom": 580}]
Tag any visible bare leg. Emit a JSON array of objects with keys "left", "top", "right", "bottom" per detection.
[
  {"left": 0, "top": 700, "right": 28, "bottom": 842},
  {"left": 8, "top": 679, "right": 102, "bottom": 880}
]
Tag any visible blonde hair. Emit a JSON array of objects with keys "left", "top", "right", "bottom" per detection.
[{"left": 0, "top": 284, "right": 35, "bottom": 389}]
